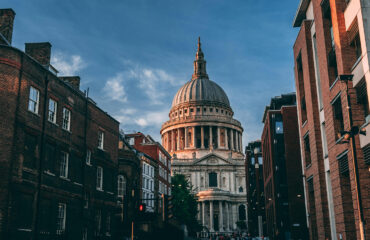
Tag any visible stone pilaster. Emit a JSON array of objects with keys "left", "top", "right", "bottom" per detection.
[{"left": 201, "top": 126, "right": 204, "bottom": 148}]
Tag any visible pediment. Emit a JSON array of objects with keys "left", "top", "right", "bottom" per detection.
[{"left": 193, "top": 153, "right": 232, "bottom": 165}]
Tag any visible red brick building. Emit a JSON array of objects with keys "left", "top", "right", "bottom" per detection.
[
  {"left": 245, "top": 140, "right": 266, "bottom": 237},
  {"left": 261, "top": 93, "right": 308, "bottom": 240},
  {"left": 0, "top": 9, "right": 121, "bottom": 239},
  {"left": 293, "top": 0, "right": 370, "bottom": 239}
]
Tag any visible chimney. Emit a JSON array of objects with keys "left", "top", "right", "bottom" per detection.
[
  {"left": 25, "top": 42, "right": 51, "bottom": 66},
  {"left": 60, "top": 76, "right": 81, "bottom": 89},
  {"left": 0, "top": 8, "right": 15, "bottom": 45}
]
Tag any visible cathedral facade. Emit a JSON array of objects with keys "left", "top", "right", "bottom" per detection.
[{"left": 160, "top": 39, "right": 247, "bottom": 233}]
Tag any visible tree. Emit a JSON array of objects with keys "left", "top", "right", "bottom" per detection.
[{"left": 171, "top": 174, "right": 201, "bottom": 235}]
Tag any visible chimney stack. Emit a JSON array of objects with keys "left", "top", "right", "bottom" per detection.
[
  {"left": 60, "top": 76, "right": 81, "bottom": 89},
  {"left": 0, "top": 8, "right": 15, "bottom": 45},
  {"left": 25, "top": 42, "right": 52, "bottom": 66}
]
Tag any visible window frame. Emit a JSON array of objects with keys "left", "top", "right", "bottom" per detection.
[
  {"left": 56, "top": 203, "right": 66, "bottom": 235},
  {"left": 48, "top": 98, "right": 57, "bottom": 123},
  {"left": 98, "top": 131, "right": 104, "bottom": 150},
  {"left": 96, "top": 166, "right": 103, "bottom": 191},
  {"left": 28, "top": 86, "right": 40, "bottom": 114},
  {"left": 60, "top": 152, "right": 69, "bottom": 178},
  {"left": 62, "top": 107, "right": 71, "bottom": 131}
]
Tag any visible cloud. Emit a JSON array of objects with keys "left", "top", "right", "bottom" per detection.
[
  {"left": 103, "top": 73, "right": 128, "bottom": 103},
  {"left": 51, "top": 51, "right": 86, "bottom": 76}
]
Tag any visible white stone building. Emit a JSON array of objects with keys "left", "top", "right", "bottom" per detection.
[{"left": 160, "top": 39, "right": 247, "bottom": 233}]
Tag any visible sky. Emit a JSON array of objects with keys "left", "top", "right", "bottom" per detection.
[{"left": 4, "top": 0, "right": 300, "bottom": 146}]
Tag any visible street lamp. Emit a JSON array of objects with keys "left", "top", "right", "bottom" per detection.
[{"left": 338, "top": 74, "right": 366, "bottom": 240}]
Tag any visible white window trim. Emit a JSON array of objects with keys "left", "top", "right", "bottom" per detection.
[
  {"left": 97, "top": 166, "right": 103, "bottom": 191},
  {"left": 98, "top": 131, "right": 104, "bottom": 150},
  {"left": 60, "top": 152, "right": 69, "bottom": 178},
  {"left": 56, "top": 203, "right": 66, "bottom": 235},
  {"left": 48, "top": 98, "right": 57, "bottom": 123},
  {"left": 86, "top": 149, "right": 91, "bottom": 165},
  {"left": 28, "top": 86, "right": 40, "bottom": 114},
  {"left": 62, "top": 108, "right": 71, "bottom": 131}
]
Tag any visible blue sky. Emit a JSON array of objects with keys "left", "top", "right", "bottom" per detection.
[{"left": 5, "top": 0, "right": 300, "bottom": 145}]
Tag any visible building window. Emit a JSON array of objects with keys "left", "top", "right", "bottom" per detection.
[
  {"left": 98, "top": 131, "right": 104, "bottom": 149},
  {"left": 350, "top": 32, "right": 362, "bottom": 64},
  {"left": 24, "top": 133, "right": 37, "bottom": 168},
  {"left": 197, "top": 108, "right": 200, "bottom": 112},
  {"left": 216, "top": 108, "right": 219, "bottom": 113},
  {"left": 337, "top": 151, "right": 349, "bottom": 177},
  {"left": 355, "top": 78, "right": 369, "bottom": 120},
  {"left": 238, "top": 205, "right": 246, "bottom": 220},
  {"left": 332, "top": 94, "right": 344, "bottom": 140},
  {"left": 239, "top": 186, "right": 243, "bottom": 192},
  {"left": 204, "top": 108, "right": 207, "bottom": 112},
  {"left": 210, "top": 108, "right": 213, "bottom": 112},
  {"left": 97, "top": 166, "right": 103, "bottom": 190},
  {"left": 56, "top": 203, "right": 66, "bottom": 235},
  {"left": 304, "top": 133, "right": 311, "bottom": 166},
  {"left": 362, "top": 144, "right": 370, "bottom": 165},
  {"left": 82, "top": 228, "right": 88, "bottom": 240},
  {"left": 118, "top": 175, "right": 126, "bottom": 197},
  {"left": 258, "top": 156, "right": 263, "bottom": 164},
  {"left": 106, "top": 214, "right": 111, "bottom": 235},
  {"left": 209, "top": 172, "right": 217, "bottom": 187},
  {"left": 275, "top": 121, "right": 283, "bottom": 134},
  {"left": 28, "top": 86, "right": 39, "bottom": 114},
  {"left": 296, "top": 54, "right": 307, "bottom": 124},
  {"left": 184, "top": 109, "right": 187, "bottom": 114},
  {"left": 62, "top": 108, "right": 71, "bottom": 131},
  {"left": 48, "top": 99, "right": 57, "bottom": 123},
  {"left": 190, "top": 108, "right": 194, "bottom": 113},
  {"left": 86, "top": 149, "right": 91, "bottom": 165},
  {"left": 60, "top": 152, "right": 69, "bottom": 178},
  {"left": 95, "top": 210, "right": 101, "bottom": 236}
]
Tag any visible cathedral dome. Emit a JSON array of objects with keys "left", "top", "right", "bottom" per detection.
[
  {"left": 171, "top": 37, "right": 230, "bottom": 109},
  {"left": 171, "top": 78, "right": 230, "bottom": 108}
]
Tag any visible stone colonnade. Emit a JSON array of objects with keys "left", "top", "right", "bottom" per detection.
[
  {"left": 163, "top": 126, "right": 242, "bottom": 152},
  {"left": 198, "top": 200, "right": 236, "bottom": 232}
]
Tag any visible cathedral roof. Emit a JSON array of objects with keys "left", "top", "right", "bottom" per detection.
[{"left": 171, "top": 38, "right": 231, "bottom": 109}]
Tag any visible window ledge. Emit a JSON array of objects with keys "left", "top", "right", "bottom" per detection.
[
  {"left": 96, "top": 188, "right": 104, "bottom": 192},
  {"left": 351, "top": 55, "right": 363, "bottom": 72},
  {"left": 27, "top": 110, "right": 40, "bottom": 117},
  {"left": 73, "top": 182, "right": 83, "bottom": 187},
  {"left": 86, "top": 163, "right": 92, "bottom": 167},
  {"left": 329, "top": 77, "right": 340, "bottom": 91},
  {"left": 62, "top": 128, "right": 72, "bottom": 134},
  {"left": 106, "top": 191, "right": 114, "bottom": 195},
  {"left": 47, "top": 120, "right": 58, "bottom": 126},
  {"left": 44, "top": 170, "right": 55, "bottom": 176},
  {"left": 305, "top": 163, "right": 312, "bottom": 169},
  {"left": 335, "top": 135, "right": 346, "bottom": 145},
  {"left": 60, "top": 176, "right": 70, "bottom": 181},
  {"left": 302, "top": 120, "right": 308, "bottom": 128}
]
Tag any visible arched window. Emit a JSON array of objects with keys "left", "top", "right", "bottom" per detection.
[
  {"left": 200, "top": 176, "right": 204, "bottom": 187},
  {"left": 239, "top": 205, "right": 246, "bottom": 220},
  {"left": 222, "top": 177, "right": 226, "bottom": 187},
  {"left": 239, "top": 186, "right": 243, "bottom": 192},
  {"left": 118, "top": 175, "right": 126, "bottom": 197}
]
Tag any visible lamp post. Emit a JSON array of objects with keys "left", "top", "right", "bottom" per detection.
[{"left": 339, "top": 74, "right": 366, "bottom": 240}]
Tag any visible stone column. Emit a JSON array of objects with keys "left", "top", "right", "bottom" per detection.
[
  {"left": 202, "top": 201, "right": 205, "bottom": 227},
  {"left": 177, "top": 128, "right": 180, "bottom": 150},
  {"left": 201, "top": 126, "right": 205, "bottom": 148},
  {"left": 231, "top": 130, "right": 234, "bottom": 151},
  {"left": 235, "top": 131, "right": 239, "bottom": 152},
  {"left": 210, "top": 201, "right": 214, "bottom": 232},
  {"left": 209, "top": 126, "right": 213, "bottom": 149},
  {"left": 219, "top": 201, "right": 224, "bottom": 232},
  {"left": 185, "top": 127, "right": 188, "bottom": 149},
  {"left": 226, "top": 202, "right": 230, "bottom": 231},
  {"left": 217, "top": 127, "right": 221, "bottom": 149},
  {"left": 192, "top": 126, "right": 196, "bottom": 148},
  {"left": 225, "top": 128, "right": 229, "bottom": 150},
  {"left": 171, "top": 130, "right": 175, "bottom": 152},
  {"left": 239, "top": 132, "right": 242, "bottom": 152},
  {"left": 232, "top": 204, "right": 237, "bottom": 229}
]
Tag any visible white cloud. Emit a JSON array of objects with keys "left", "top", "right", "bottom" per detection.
[
  {"left": 51, "top": 51, "right": 86, "bottom": 76},
  {"left": 103, "top": 73, "right": 128, "bottom": 103}
]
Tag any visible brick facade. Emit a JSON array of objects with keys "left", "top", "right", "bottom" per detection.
[
  {"left": 0, "top": 9, "right": 123, "bottom": 240},
  {"left": 261, "top": 93, "right": 308, "bottom": 240},
  {"left": 293, "top": 0, "right": 370, "bottom": 239}
]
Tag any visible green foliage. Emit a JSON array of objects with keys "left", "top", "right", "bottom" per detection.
[{"left": 171, "top": 174, "right": 202, "bottom": 234}]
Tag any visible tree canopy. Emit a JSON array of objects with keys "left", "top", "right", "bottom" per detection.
[{"left": 171, "top": 174, "right": 201, "bottom": 234}]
